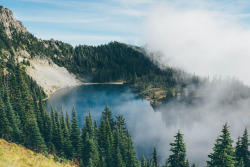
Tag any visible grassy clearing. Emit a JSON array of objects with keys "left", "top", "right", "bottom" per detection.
[{"left": 0, "top": 139, "right": 76, "bottom": 167}]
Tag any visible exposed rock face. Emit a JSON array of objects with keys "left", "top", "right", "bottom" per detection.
[
  {"left": 0, "top": 6, "right": 82, "bottom": 95},
  {"left": 25, "top": 57, "right": 82, "bottom": 95},
  {"left": 0, "top": 6, "right": 28, "bottom": 38}
]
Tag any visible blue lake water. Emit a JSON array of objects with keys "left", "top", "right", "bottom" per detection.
[
  {"left": 45, "top": 84, "right": 157, "bottom": 160},
  {"left": 45, "top": 84, "right": 250, "bottom": 166}
]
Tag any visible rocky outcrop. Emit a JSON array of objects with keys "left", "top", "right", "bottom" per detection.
[
  {"left": 0, "top": 6, "right": 28, "bottom": 38},
  {"left": 26, "top": 56, "right": 82, "bottom": 96}
]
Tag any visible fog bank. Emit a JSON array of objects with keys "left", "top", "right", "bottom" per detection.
[{"left": 143, "top": 1, "right": 250, "bottom": 85}]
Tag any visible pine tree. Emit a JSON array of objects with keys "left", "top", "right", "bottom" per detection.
[
  {"left": 65, "top": 110, "right": 71, "bottom": 134},
  {"left": 207, "top": 123, "right": 236, "bottom": 167},
  {"left": 153, "top": 147, "right": 158, "bottom": 167},
  {"left": 81, "top": 110, "right": 99, "bottom": 166},
  {"left": 60, "top": 108, "right": 72, "bottom": 159},
  {"left": 51, "top": 108, "right": 63, "bottom": 154},
  {"left": 125, "top": 130, "right": 138, "bottom": 167},
  {"left": 15, "top": 66, "right": 46, "bottom": 152},
  {"left": 99, "top": 115, "right": 107, "bottom": 157},
  {"left": 168, "top": 130, "right": 188, "bottom": 167},
  {"left": 102, "top": 103, "right": 114, "bottom": 130},
  {"left": 115, "top": 114, "right": 127, "bottom": 133},
  {"left": 0, "top": 97, "right": 12, "bottom": 140},
  {"left": 70, "top": 106, "right": 82, "bottom": 158},
  {"left": 114, "top": 125, "right": 125, "bottom": 167},
  {"left": 141, "top": 155, "right": 147, "bottom": 167},
  {"left": 3, "top": 84, "right": 20, "bottom": 142},
  {"left": 39, "top": 98, "right": 53, "bottom": 149},
  {"left": 235, "top": 128, "right": 250, "bottom": 167}
]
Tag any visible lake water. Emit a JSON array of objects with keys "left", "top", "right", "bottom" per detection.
[
  {"left": 46, "top": 84, "right": 250, "bottom": 166},
  {"left": 45, "top": 84, "right": 161, "bottom": 161}
]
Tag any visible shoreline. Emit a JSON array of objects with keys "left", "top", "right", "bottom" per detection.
[{"left": 43, "top": 81, "right": 124, "bottom": 101}]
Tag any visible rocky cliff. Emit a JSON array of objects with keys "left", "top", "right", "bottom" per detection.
[{"left": 0, "top": 6, "right": 81, "bottom": 95}]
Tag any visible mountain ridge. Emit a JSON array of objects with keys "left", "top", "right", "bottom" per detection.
[{"left": 0, "top": 6, "right": 201, "bottom": 105}]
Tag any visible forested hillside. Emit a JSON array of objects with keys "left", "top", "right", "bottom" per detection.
[
  {"left": 0, "top": 5, "right": 202, "bottom": 107},
  {"left": 1, "top": 5, "right": 250, "bottom": 167}
]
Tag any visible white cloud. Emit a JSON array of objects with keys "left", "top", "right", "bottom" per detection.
[{"left": 143, "top": 1, "right": 250, "bottom": 84}]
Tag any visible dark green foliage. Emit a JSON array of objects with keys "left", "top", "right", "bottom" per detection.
[
  {"left": 0, "top": 96, "right": 12, "bottom": 140},
  {"left": 168, "top": 130, "right": 188, "bottom": 167},
  {"left": 235, "top": 128, "right": 250, "bottom": 167},
  {"left": 81, "top": 110, "right": 99, "bottom": 167},
  {"left": 70, "top": 107, "right": 82, "bottom": 158},
  {"left": 207, "top": 123, "right": 236, "bottom": 167},
  {"left": 60, "top": 108, "right": 72, "bottom": 159},
  {"left": 141, "top": 155, "right": 147, "bottom": 167},
  {"left": 153, "top": 147, "right": 158, "bottom": 167}
]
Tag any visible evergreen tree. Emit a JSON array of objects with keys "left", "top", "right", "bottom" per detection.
[
  {"left": 0, "top": 97, "right": 12, "bottom": 140},
  {"left": 70, "top": 106, "right": 82, "bottom": 158},
  {"left": 114, "top": 125, "right": 125, "bottom": 167},
  {"left": 51, "top": 108, "right": 63, "bottom": 154},
  {"left": 102, "top": 103, "right": 114, "bottom": 129},
  {"left": 125, "top": 130, "right": 138, "bottom": 167},
  {"left": 235, "top": 128, "right": 250, "bottom": 167},
  {"left": 15, "top": 66, "right": 46, "bottom": 152},
  {"left": 207, "top": 123, "right": 236, "bottom": 167},
  {"left": 153, "top": 147, "right": 158, "bottom": 167},
  {"left": 168, "top": 130, "right": 188, "bottom": 167},
  {"left": 3, "top": 85, "right": 20, "bottom": 142},
  {"left": 65, "top": 110, "right": 71, "bottom": 134},
  {"left": 61, "top": 108, "right": 72, "bottom": 159},
  {"left": 141, "top": 155, "right": 147, "bottom": 167},
  {"left": 81, "top": 110, "right": 99, "bottom": 167}
]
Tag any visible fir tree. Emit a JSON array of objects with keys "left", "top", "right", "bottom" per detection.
[
  {"left": 207, "top": 123, "right": 236, "bottom": 167},
  {"left": 0, "top": 97, "right": 12, "bottom": 140},
  {"left": 235, "top": 128, "right": 250, "bottom": 167},
  {"left": 168, "top": 130, "right": 188, "bottom": 167},
  {"left": 153, "top": 147, "right": 158, "bottom": 167},
  {"left": 141, "top": 155, "right": 147, "bottom": 167},
  {"left": 61, "top": 108, "right": 72, "bottom": 159},
  {"left": 102, "top": 103, "right": 114, "bottom": 130},
  {"left": 70, "top": 106, "right": 82, "bottom": 158},
  {"left": 3, "top": 84, "right": 20, "bottom": 142},
  {"left": 114, "top": 125, "right": 125, "bottom": 167}
]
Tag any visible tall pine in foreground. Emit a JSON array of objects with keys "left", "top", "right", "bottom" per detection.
[
  {"left": 168, "top": 130, "right": 188, "bottom": 167},
  {"left": 70, "top": 107, "right": 82, "bottom": 158},
  {"left": 207, "top": 123, "right": 236, "bottom": 167}
]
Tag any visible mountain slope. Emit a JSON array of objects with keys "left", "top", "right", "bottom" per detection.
[
  {"left": 0, "top": 139, "right": 76, "bottom": 167},
  {"left": 0, "top": 6, "right": 199, "bottom": 105},
  {"left": 0, "top": 6, "right": 81, "bottom": 95}
]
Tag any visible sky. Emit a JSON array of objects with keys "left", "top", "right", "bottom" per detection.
[
  {"left": 1, "top": 0, "right": 250, "bottom": 46},
  {"left": 2, "top": 0, "right": 250, "bottom": 83},
  {"left": 1, "top": 0, "right": 154, "bottom": 46}
]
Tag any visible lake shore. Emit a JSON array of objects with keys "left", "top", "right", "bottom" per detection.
[{"left": 43, "top": 81, "right": 124, "bottom": 101}]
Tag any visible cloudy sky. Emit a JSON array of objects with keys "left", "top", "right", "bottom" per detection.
[
  {"left": 2, "top": 0, "right": 250, "bottom": 83},
  {"left": 2, "top": 0, "right": 250, "bottom": 46},
  {"left": 1, "top": 0, "right": 154, "bottom": 46}
]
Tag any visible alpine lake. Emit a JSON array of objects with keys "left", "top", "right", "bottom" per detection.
[{"left": 45, "top": 84, "right": 162, "bottom": 161}]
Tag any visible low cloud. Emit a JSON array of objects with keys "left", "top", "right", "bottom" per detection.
[{"left": 143, "top": 1, "right": 250, "bottom": 84}]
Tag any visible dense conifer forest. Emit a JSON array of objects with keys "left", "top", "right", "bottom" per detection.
[{"left": 1, "top": 6, "right": 250, "bottom": 167}]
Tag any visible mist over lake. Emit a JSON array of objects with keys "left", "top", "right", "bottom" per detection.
[
  {"left": 45, "top": 83, "right": 250, "bottom": 166},
  {"left": 46, "top": 84, "right": 160, "bottom": 161}
]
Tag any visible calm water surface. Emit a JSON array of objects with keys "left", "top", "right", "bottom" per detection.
[
  {"left": 46, "top": 84, "right": 250, "bottom": 166},
  {"left": 46, "top": 84, "right": 157, "bottom": 159}
]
